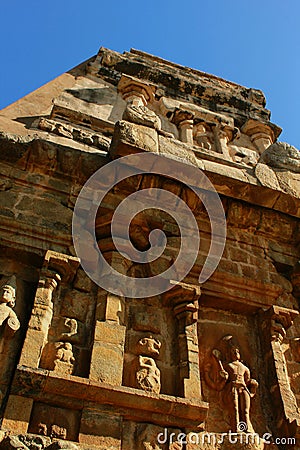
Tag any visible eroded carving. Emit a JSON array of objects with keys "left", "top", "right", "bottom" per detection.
[
  {"left": 123, "top": 104, "right": 161, "bottom": 130},
  {"left": 54, "top": 342, "right": 75, "bottom": 375},
  {"left": 61, "top": 318, "right": 78, "bottom": 339},
  {"left": 193, "top": 123, "right": 212, "bottom": 150},
  {"left": 118, "top": 74, "right": 161, "bottom": 131},
  {"left": 38, "top": 118, "right": 111, "bottom": 151},
  {"left": 259, "top": 141, "right": 300, "bottom": 173},
  {"left": 204, "top": 335, "right": 258, "bottom": 432},
  {"left": 0, "top": 276, "right": 20, "bottom": 338},
  {"left": 134, "top": 335, "right": 161, "bottom": 394}
]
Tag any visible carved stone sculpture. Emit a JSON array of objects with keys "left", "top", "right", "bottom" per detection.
[
  {"left": 204, "top": 335, "right": 258, "bottom": 433},
  {"left": 123, "top": 104, "right": 161, "bottom": 130},
  {"left": 134, "top": 335, "right": 161, "bottom": 394},
  {"left": 259, "top": 141, "right": 300, "bottom": 173},
  {"left": 193, "top": 123, "right": 212, "bottom": 150},
  {"left": 0, "top": 276, "right": 20, "bottom": 338},
  {"left": 61, "top": 318, "right": 78, "bottom": 339},
  {"left": 50, "top": 424, "right": 67, "bottom": 440},
  {"left": 54, "top": 342, "right": 75, "bottom": 375}
]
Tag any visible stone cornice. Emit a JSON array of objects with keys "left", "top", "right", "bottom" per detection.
[{"left": 12, "top": 366, "right": 209, "bottom": 429}]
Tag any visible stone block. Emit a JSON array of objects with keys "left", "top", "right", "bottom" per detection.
[
  {"left": 110, "top": 120, "right": 159, "bottom": 158},
  {"left": 89, "top": 341, "right": 124, "bottom": 385},
  {"left": 2, "top": 395, "right": 33, "bottom": 434},
  {"left": 158, "top": 135, "right": 198, "bottom": 167},
  {"left": 79, "top": 409, "right": 122, "bottom": 449},
  {"left": 94, "top": 322, "right": 126, "bottom": 346},
  {"left": 18, "top": 329, "right": 46, "bottom": 367}
]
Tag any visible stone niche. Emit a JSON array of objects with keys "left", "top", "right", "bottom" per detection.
[
  {"left": 28, "top": 402, "right": 81, "bottom": 442},
  {"left": 39, "top": 285, "right": 96, "bottom": 378},
  {"left": 122, "top": 298, "right": 180, "bottom": 396},
  {"left": 198, "top": 308, "right": 264, "bottom": 435}
]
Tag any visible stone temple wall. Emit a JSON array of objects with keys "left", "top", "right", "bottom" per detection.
[{"left": 0, "top": 47, "right": 299, "bottom": 449}]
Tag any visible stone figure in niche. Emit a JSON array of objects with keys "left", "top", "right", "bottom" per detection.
[
  {"left": 134, "top": 335, "right": 161, "bottom": 394},
  {"left": 61, "top": 318, "right": 78, "bottom": 338},
  {"left": 0, "top": 276, "right": 20, "bottom": 341},
  {"left": 50, "top": 424, "right": 67, "bottom": 440},
  {"left": 36, "top": 422, "right": 67, "bottom": 440},
  {"left": 37, "top": 422, "right": 48, "bottom": 436},
  {"left": 204, "top": 335, "right": 258, "bottom": 432},
  {"left": 54, "top": 342, "right": 75, "bottom": 375},
  {"left": 193, "top": 123, "right": 212, "bottom": 150}
]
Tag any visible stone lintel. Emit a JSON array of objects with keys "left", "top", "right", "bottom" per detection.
[
  {"left": 200, "top": 272, "right": 286, "bottom": 312},
  {"left": 12, "top": 366, "right": 209, "bottom": 429}
]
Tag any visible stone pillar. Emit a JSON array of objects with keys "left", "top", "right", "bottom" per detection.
[
  {"left": 18, "top": 268, "right": 60, "bottom": 368},
  {"left": 89, "top": 240, "right": 127, "bottom": 385},
  {"left": 89, "top": 290, "right": 126, "bottom": 385},
  {"left": 164, "top": 282, "right": 202, "bottom": 399},
  {"left": 259, "top": 305, "right": 300, "bottom": 438},
  {"left": 19, "top": 251, "right": 79, "bottom": 368}
]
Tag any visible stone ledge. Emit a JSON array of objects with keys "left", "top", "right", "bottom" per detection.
[{"left": 11, "top": 366, "right": 209, "bottom": 429}]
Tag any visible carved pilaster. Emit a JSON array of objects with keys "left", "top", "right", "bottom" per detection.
[
  {"left": 19, "top": 250, "right": 79, "bottom": 368},
  {"left": 163, "top": 282, "right": 201, "bottom": 399},
  {"left": 89, "top": 260, "right": 126, "bottom": 385},
  {"left": 259, "top": 305, "right": 300, "bottom": 439}
]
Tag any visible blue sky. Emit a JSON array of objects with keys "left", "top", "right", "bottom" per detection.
[{"left": 1, "top": 0, "right": 299, "bottom": 148}]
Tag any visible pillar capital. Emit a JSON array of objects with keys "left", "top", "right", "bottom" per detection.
[{"left": 118, "top": 75, "right": 156, "bottom": 106}]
